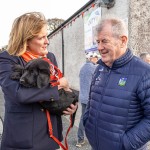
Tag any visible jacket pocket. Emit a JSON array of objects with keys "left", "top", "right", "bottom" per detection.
[{"left": 4, "top": 105, "right": 33, "bottom": 148}]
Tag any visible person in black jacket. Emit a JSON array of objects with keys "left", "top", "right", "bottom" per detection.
[
  {"left": 83, "top": 15, "right": 150, "bottom": 150},
  {"left": 0, "top": 12, "right": 77, "bottom": 150}
]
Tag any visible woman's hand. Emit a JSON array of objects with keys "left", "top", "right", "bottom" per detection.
[
  {"left": 63, "top": 103, "right": 78, "bottom": 115},
  {"left": 58, "top": 77, "right": 72, "bottom": 92}
]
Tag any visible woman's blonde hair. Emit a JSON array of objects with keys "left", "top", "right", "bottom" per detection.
[{"left": 7, "top": 12, "right": 47, "bottom": 56}]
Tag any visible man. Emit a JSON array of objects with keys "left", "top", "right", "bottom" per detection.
[
  {"left": 83, "top": 15, "right": 150, "bottom": 150},
  {"left": 140, "top": 52, "right": 150, "bottom": 64},
  {"left": 76, "top": 51, "right": 99, "bottom": 148}
]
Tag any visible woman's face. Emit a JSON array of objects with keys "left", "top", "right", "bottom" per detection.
[{"left": 27, "top": 25, "right": 49, "bottom": 56}]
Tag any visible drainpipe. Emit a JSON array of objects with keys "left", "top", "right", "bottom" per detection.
[{"left": 61, "top": 29, "right": 64, "bottom": 74}]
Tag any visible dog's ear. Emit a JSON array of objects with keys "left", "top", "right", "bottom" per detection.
[
  {"left": 37, "top": 73, "right": 50, "bottom": 88},
  {"left": 10, "top": 64, "right": 24, "bottom": 80}
]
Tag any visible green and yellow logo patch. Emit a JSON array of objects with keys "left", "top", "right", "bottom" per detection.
[{"left": 118, "top": 77, "right": 127, "bottom": 86}]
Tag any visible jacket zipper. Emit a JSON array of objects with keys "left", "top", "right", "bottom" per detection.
[{"left": 95, "top": 68, "right": 111, "bottom": 150}]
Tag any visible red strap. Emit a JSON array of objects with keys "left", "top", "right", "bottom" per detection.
[
  {"left": 22, "top": 52, "right": 72, "bottom": 148},
  {"left": 64, "top": 115, "right": 73, "bottom": 149},
  {"left": 46, "top": 110, "right": 73, "bottom": 150},
  {"left": 43, "top": 58, "right": 63, "bottom": 86}
]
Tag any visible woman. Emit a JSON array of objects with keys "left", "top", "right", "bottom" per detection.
[{"left": 0, "top": 12, "right": 77, "bottom": 150}]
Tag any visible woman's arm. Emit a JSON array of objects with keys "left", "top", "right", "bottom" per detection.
[{"left": 0, "top": 51, "right": 59, "bottom": 104}]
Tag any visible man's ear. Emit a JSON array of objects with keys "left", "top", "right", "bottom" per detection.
[
  {"left": 37, "top": 73, "right": 50, "bottom": 88},
  {"left": 120, "top": 36, "right": 128, "bottom": 48}
]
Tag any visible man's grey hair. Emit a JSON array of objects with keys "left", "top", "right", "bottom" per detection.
[{"left": 95, "top": 14, "right": 128, "bottom": 38}]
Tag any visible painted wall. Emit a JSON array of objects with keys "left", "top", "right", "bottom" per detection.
[
  {"left": 48, "top": 16, "right": 85, "bottom": 90},
  {"left": 48, "top": 32, "right": 63, "bottom": 71}
]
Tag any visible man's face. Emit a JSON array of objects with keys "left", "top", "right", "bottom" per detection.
[{"left": 96, "top": 24, "right": 127, "bottom": 67}]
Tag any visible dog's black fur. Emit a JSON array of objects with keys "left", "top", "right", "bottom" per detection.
[
  {"left": 10, "top": 58, "right": 78, "bottom": 126},
  {"left": 41, "top": 88, "right": 78, "bottom": 114},
  {"left": 11, "top": 58, "right": 50, "bottom": 88}
]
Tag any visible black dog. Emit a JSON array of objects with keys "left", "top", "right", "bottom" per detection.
[
  {"left": 11, "top": 58, "right": 50, "bottom": 88},
  {"left": 10, "top": 58, "right": 78, "bottom": 126}
]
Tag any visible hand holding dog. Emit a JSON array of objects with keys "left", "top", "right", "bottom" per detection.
[
  {"left": 63, "top": 102, "right": 78, "bottom": 115},
  {"left": 58, "top": 77, "right": 72, "bottom": 92},
  {"left": 58, "top": 77, "right": 78, "bottom": 115}
]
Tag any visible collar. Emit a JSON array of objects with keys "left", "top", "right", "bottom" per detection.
[
  {"left": 21, "top": 51, "right": 44, "bottom": 62},
  {"left": 98, "top": 49, "right": 133, "bottom": 69}
]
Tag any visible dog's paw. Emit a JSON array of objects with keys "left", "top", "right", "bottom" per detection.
[{"left": 10, "top": 64, "right": 24, "bottom": 80}]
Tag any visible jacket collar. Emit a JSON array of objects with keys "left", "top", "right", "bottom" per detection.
[{"left": 98, "top": 49, "right": 133, "bottom": 69}]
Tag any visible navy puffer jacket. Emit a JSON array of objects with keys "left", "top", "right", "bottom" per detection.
[{"left": 83, "top": 49, "right": 150, "bottom": 150}]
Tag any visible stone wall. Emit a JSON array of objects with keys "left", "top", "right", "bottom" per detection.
[{"left": 128, "top": 0, "right": 150, "bottom": 55}]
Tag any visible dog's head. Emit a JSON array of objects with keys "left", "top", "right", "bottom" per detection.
[{"left": 11, "top": 58, "right": 50, "bottom": 88}]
